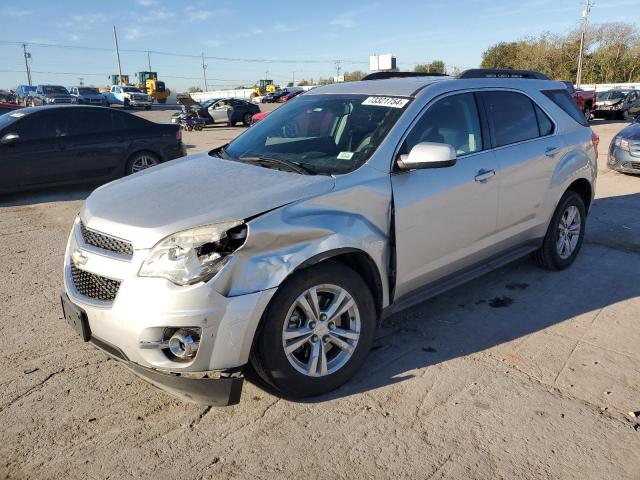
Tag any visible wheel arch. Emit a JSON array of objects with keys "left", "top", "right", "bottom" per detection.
[
  {"left": 566, "top": 177, "right": 593, "bottom": 213},
  {"left": 294, "top": 248, "right": 384, "bottom": 320}
]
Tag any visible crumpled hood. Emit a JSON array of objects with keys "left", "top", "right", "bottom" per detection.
[
  {"left": 595, "top": 98, "right": 622, "bottom": 107},
  {"left": 82, "top": 153, "right": 335, "bottom": 249}
]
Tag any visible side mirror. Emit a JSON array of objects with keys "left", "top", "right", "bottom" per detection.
[
  {"left": 397, "top": 142, "right": 457, "bottom": 170},
  {"left": 1, "top": 133, "right": 19, "bottom": 145}
]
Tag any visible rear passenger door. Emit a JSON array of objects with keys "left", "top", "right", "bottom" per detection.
[{"left": 478, "top": 90, "right": 559, "bottom": 244}]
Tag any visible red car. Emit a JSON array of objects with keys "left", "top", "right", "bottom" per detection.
[
  {"left": 0, "top": 102, "right": 22, "bottom": 115},
  {"left": 278, "top": 90, "right": 304, "bottom": 103},
  {"left": 250, "top": 111, "right": 270, "bottom": 125},
  {"left": 561, "top": 81, "right": 596, "bottom": 121}
]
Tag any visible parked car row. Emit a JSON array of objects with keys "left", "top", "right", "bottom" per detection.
[
  {"left": 260, "top": 87, "right": 305, "bottom": 103},
  {"left": 11, "top": 84, "right": 153, "bottom": 110}
]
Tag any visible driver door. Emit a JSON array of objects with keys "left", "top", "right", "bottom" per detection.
[{"left": 391, "top": 92, "right": 499, "bottom": 299}]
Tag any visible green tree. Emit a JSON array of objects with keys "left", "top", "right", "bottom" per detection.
[
  {"left": 414, "top": 60, "right": 446, "bottom": 74},
  {"left": 187, "top": 86, "right": 203, "bottom": 93}
]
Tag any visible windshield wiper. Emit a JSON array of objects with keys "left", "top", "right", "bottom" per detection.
[{"left": 239, "top": 155, "right": 315, "bottom": 175}]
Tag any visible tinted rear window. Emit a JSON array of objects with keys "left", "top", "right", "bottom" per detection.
[
  {"left": 543, "top": 89, "right": 588, "bottom": 126},
  {"left": 482, "top": 91, "right": 540, "bottom": 147}
]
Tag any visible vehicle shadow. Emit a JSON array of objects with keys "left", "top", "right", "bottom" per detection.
[
  {"left": 246, "top": 193, "right": 640, "bottom": 403},
  {"left": 0, "top": 184, "right": 94, "bottom": 207},
  {"left": 589, "top": 118, "right": 630, "bottom": 126}
]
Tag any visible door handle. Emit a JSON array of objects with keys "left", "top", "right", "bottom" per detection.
[
  {"left": 545, "top": 146, "right": 561, "bottom": 157},
  {"left": 474, "top": 169, "right": 495, "bottom": 182}
]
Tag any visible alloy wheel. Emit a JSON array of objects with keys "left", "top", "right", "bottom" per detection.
[
  {"left": 556, "top": 205, "right": 581, "bottom": 260},
  {"left": 130, "top": 154, "right": 159, "bottom": 173},
  {"left": 282, "top": 284, "right": 361, "bottom": 377}
]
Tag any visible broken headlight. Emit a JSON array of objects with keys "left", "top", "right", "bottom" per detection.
[{"left": 139, "top": 221, "right": 247, "bottom": 285}]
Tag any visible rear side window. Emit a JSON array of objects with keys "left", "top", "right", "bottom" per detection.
[
  {"left": 535, "top": 105, "right": 554, "bottom": 136},
  {"left": 482, "top": 91, "right": 540, "bottom": 147},
  {"left": 542, "top": 89, "right": 588, "bottom": 126}
]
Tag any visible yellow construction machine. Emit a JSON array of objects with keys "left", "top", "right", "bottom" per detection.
[
  {"left": 136, "top": 71, "right": 170, "bottom": 104},
  {"left": 252, "top": 79, "right": 277, "bottom": 98}
]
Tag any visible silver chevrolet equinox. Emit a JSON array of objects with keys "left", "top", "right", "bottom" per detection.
[{"left": 62, "top": 69, "right": 598, "bottom": 405}]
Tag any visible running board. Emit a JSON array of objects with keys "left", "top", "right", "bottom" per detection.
[{"left": 387, "top": 244, "right": 539, "bottom": 316}]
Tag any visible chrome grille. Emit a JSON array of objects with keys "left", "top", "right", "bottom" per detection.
[
  {"left": 71, "top": 265, "right": 120, "bottom": 302},
  {"left": 80, "top": 222, "right": 133, "bottom": 256},
  {"left": 54, "top": 98, "right": 72, "bottom": 104}
]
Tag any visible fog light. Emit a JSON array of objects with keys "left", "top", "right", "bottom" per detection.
[{"left": 168, "top": 328, "right": 200, "bottom": 359}]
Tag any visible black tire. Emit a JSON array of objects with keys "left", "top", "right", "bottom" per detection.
[
  {"left": 583, "top": 105, "right": 592, "bottom": 122},
  {"left": 242, "top": 112, "right": 253, "bottom": 126},
  {"left": 532, "top": 190, "right": 586, "bottom": 270},
  {"left": 157, "top": 98, "right": 167, "bottom": 104},
  {"left": 124, "top": 99, "right": 131, "bottom": 109},
  {"left": 125, "top": 151, "right": 160, "bottom": 175},
  {"left": 250, "top": 262, "right": 377, "bottom": 398}
]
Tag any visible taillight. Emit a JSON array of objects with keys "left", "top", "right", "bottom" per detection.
[
  {"left": 591, "top": 130, "right": 599, "bottom": 160},
  {"left": 176, "top": 127, "right": 182, "bottom": 141}
]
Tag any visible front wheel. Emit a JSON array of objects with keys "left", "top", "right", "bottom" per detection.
[
  {"left": 583, "top": 105, "right": 592, "bottom": 122},
  {"left": 250, "top": 262, "right": 376, "bottom": 398},
  {"left": 532, "top": 191, "right": 586, "bottom": 270}
]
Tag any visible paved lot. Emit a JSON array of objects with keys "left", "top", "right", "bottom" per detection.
[{"left": 1, "top": 115, "right": 639, "bottom": 480}]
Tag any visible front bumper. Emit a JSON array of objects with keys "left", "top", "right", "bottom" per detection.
[
  {"left": 130, "top": 100, "right": 153, "bottom": 107},
  {"left": 607, "top": 146, "right": 640, "bottom": 174},
  {"left": 62, "top": 292, "right": 244, "bottom": 405},
  {"left": 62, "top": 219, "right": 277, "bottom": 404}
]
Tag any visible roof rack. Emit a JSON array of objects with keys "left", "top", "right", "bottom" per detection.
[
  {"left": 362, "top": 71, "right": 449, "bottom": 81},
  {"left": 458, "top": 69, "right": 550, "bottom": 80}
]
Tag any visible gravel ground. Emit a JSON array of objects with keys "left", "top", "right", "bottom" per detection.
[{"left": 1, "top": 113, "right": 639, "bottom": 480}]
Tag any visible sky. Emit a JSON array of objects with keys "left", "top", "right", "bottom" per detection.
[{"left": 1, "top": 0, "right": 638, "bottom": 92}]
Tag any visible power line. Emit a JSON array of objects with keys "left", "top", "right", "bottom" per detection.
[{"left": 0, "top": 40, "right": 368, "bottom": 65}]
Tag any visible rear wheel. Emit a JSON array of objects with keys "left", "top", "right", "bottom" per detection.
[
  {"left": 250, "top": 262, "right": 376, "bottom": 398},
  {"left": 583, "top": 105, "right": 592, "bottom": 122},
  {"left": 125, "top": 151, "right": 160, "bottom": 175},
  {"left": 242, "top": 112, "right": 253, "bottom": 126},
  {"left": 532, "top": 191, "right": 586, "bottom": 270}
]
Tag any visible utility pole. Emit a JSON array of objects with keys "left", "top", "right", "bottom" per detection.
[
  {"left": 78, "top": 77, "right": 84, "bottom": 86},
  {"left": 113, "top": 26, "right": 123, "bottom": 84},
  {"left": 147, "top": 51, "right": 152, "bottom": 71},
  {"left": 334, "top": 60, "right": 342, "bottom": 81},
  {"left": 22, "top": 43, "right": 32, "bottom": 86},
  {"left": 576, "top": 0, "right": 591, "bottom": 88},
  {"left": 201, "top": 52, "right": 208, "bottom": 92}
]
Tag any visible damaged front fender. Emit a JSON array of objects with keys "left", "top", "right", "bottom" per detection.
[{"left": 213, "top": 169, "right": 393, "bottom": 307}]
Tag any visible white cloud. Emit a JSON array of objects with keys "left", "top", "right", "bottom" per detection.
[
  {"left": 0, "top": 8, "right": 32, "bottom": 17},
  {"left": 331, "top": 17, "right": 358, "bottom": 28},
  {"left": 124, "top": 26, "right": 146, "bottom": 40},
  {"left": 330, "top": 3, "right": 381, "bottom": 29},
  {"left": 274, "top": 23, "right": 299, "bottom": 33},
  {"left": 135, "top": 0, "right": 158, "bottom": 5}
]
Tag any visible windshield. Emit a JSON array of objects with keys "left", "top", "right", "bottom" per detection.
[
  {"left": 78, "top": 87, "right": 99, "bottom": 95},
  {"left": 0, "top": 111, "right": 24, "bottom": 129},
  {"left": 122, "top": 87, "right": 141, "bottom": 93},
  {"left": 222, "top": 94, "right": 409, "bottom": 175},
  {"left": 43, "top": 86, "right": 68, "bottom": 95},
  {"left": 597, "top": 90, "right": 627, "bottom": 101}
]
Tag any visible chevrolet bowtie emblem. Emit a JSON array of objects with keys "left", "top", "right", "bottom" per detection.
[{"left": 71, "top": 249, "right": 88, "bottom": 267}]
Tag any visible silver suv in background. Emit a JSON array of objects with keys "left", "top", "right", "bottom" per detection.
[{"left": 61, "top": 69, "right": 597, "bottom": 405}]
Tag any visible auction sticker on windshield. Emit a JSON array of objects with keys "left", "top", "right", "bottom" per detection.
[{"left": 362, "top": 96, "right": 410, "bottom": 108}]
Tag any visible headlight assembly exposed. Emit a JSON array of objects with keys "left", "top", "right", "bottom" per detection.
[
  {"left": 139, "top": 221, "right": 247, "bottom": 285},
  {"left": 614, "top": 136, "right": 630, "bottom": 152}
]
